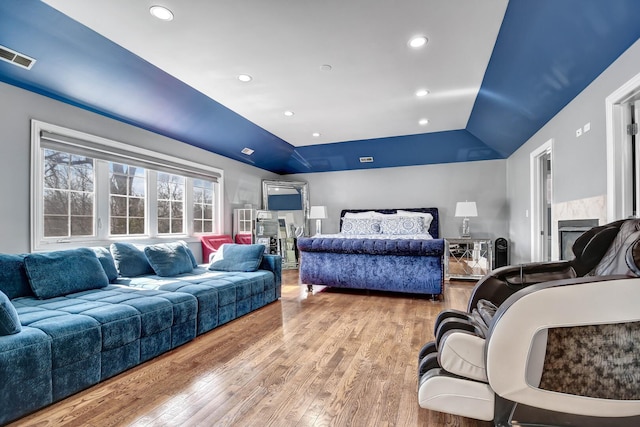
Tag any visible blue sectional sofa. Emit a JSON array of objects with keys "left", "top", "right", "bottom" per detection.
[{"left": 0, "top": 242, "right": 281, "bottom": 425}]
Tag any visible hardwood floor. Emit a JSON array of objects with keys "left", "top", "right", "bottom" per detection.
[{"left": 9, "top": 272, "right": 491, "bottom": 427}]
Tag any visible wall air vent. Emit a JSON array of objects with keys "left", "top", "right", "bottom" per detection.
[
  {"left": 359, "top": 156, "right": 374, "bottom": 163},
  {"left": 241, "top": 147, "right": 255, "bottom": 155},
  {"left": 0, "top": 45, "right": 36, "bottom": 70}
]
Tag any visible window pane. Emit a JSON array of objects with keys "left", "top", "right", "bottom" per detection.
[
  {"left": 171, "top": 201, "right": 183, "bottom": 218},
  {"left": 157, "top": 200, "right": 170, "bottom": 218},
  {"left": 193, "top": 187, "right": 203, "bottom": 204},
  {"left": 204, "top": 205, "right": 212, "bottom": 220},
  {"left": 110, "top": 195, "right": 127, "bottom": 216},
  {"left": 158, "top": 218, "right": 170, "bottom": 234},
  {"left": 70, "top": 193, "right": 93, "bottom": 216},
  {"left": 111, "top": 217, "right": 127, "bottom": 235},
  {"left": 193, "top": 220, "right": 202, "bottom": 233},
  {"left": 44, "top": 215, "right": 68, "bottom": 237},
  {"left": 203, "top": 220, "right": 213, "bottom": 233},
  {"left": 129, "top": 197, "right": 145, "bottom": 217},
  {"left": 44, "top": 189, "right": 68, "bottom": 215},
  {"left": 193, "top": 204, "right": 203, "bottom": 219},
  {"left": 204, "top": 188, "right": 213, "bottom": 204},
  {"left": 71, "top": 216, "right": 93, "bottom": 236},
  {"left": 130, "top": 176, "right": 145, "bottom": 197},
  {"left": 110, "top": 174, "right": 127, "bottom": 195},
  {"left": 171, "top": 219, "right": 183, "bottom": 234},
  {"left": 129, "top": 217, "right": 145, "bottom": 235}
]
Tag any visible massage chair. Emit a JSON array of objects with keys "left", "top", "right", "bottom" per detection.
[{"left": 418, "top": 219, "right": 640, "bottom": 426}]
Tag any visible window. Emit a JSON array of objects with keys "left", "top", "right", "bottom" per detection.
[
  {"left": 157, "top": 172, "right": 184, "bottom": 234},
  {"left": 110, "top": 163, "right": 146, "bottom": 235},
  {"left": 31, "top": 120, "right": 223, "bottom": 251},
  {"left": 43, "top": 149, "right": 94, "bottom": 237},
  {"left": 193, "top": 179, "right": 215, "bottom": 233}
]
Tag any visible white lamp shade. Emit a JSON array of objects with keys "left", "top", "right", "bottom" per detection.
[
  {"left": 309, "top": 205, "right": 328, "bottom": 219},
  {"left": 455, "top": 201, "right": 478, "bottom": 217}
]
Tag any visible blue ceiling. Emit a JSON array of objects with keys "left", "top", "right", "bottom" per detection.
[{"left": 1, "top": 0, "right": 639, "bottom": 174}]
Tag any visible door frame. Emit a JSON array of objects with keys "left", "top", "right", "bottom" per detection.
[
  {"left": 530, "top": 139, "right": 553, "bottom": 262},
  {"left": 606, "top": 71, "right": 640, "bottom": 221}
]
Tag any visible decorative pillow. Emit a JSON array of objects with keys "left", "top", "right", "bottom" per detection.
[
  {"left": 380, "top": 216, "right": 425, "bottom": 235},
  {"left": 0, "top": 253, "right": 32, "bottom": 299},
  {"left": 343, "top": 211, "right": 385, "bottom": 219},
  {"left": 90, "top": 246, "right": 119, "bottom": 282},
  {"left": 178, "top": 240, "right": 199, "bottom": 268},
  {"left": 208, "top": 244, "right": 265, "bottom": 272},
  {"left": 341, "top": 218, "right": 382, "bottom": 234},
  {"left": 0, "top": 290, "right": 21, "bottom": 336},
  {"left": 110, "top": 242, "right": 154, "bottom": 277},
  {"left": 24, "top": 248, "right": 109, "bottom": 299},
  {"left": 144, "top": 242, "right": 194, "bottom": 277},
  {"left": 397, "top": 210, "right": 433, "bottom": 231}
]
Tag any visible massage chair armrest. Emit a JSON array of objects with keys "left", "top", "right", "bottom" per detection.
[
  {"left": 467, "top": 260, "right": 576, "bottom": 311},
  {"left": 485, "top": 275, "right": 640, "bottom": 418}
]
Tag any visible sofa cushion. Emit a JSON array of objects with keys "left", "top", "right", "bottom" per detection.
[
  {"left": 208, "top": 244, "right": 265, "bottom": 272},
  {"left": 144, "top": 242, "right": 194, "bottom": 277},
  {"left": 0, "top": 253, "right": 32, "bottom": 299},
  {"left": 24, "top": 248, "right": 110, "bottom": 299},
  {"left": 0, "top": 290, "right": 21, "bottom": 335},
  {"left": 110, "top": 242, "right": 154, "bottom": 277},
  {"left": 90, "top": 246, "right": 119, "bottom": 283}
]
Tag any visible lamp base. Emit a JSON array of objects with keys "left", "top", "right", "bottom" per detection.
[
  {"left": 315, "top": 219, "right": 322, "bottom": 236},
  {"left": 460, "top": 217, "right": 471, "bottom": 238}
]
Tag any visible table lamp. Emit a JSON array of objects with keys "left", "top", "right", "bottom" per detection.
[
  {"left": 455, "top": 201, "right": 477, "bottom": 238},
  {"left": 309, "top": 206, "right": 328, "bottom": 235}
]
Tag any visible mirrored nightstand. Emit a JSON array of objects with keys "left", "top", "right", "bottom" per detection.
[{"left": 445, "top": 238, "right": 493, "bottom": 280}]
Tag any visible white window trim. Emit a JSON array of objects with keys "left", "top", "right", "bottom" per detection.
[{"left": 31, "top": 120, "right": 224, "bottom": 251}]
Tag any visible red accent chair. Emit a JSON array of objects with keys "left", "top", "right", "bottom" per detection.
[
  {"left": 234, "top": 234, "right": 253, "bottom": 245},
  {"left": 200, "top": 234, "right": 233, "bottom": 263}
]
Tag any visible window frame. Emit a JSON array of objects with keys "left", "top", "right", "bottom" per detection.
[{"left": 31, "top": 120, "right": 224, "bottom": 251}]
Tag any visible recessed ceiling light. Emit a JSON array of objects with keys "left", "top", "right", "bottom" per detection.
[
  {"left": 409, "top": 35, "right": 428, "bottom": 48},
  {"left": 416, "top": 89, "right": 430, "bottom": 97},
  {"left": 241, "top": 147, "right": 254, "bottom": 155},
  {"left": 149, "top": 5, "right": 174, "bottom": 21},
  {"left": 419, "top": 118, "right": 429, "bottom": 126},
  {"left": 312, "top": 132, "right": 321, "bottom": 138},
  {"left": 284, "top": 111, "right": 295, "bottom": 117},
  {"left": 237, "top": 74, "right": 252, "bottom": 82},
  {"left": 320, "top": 64, "right": 332, "bottom": 72}
]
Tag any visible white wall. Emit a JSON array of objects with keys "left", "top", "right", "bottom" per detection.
[
  {"left": 0, "top": 81, "right": 278, "bottom": 255},
  {"left": 291, "top": 159, "right": 508, "bottom": 240},
  {"left": 506, "top": 38, "right": 640, "bottom": 264}
]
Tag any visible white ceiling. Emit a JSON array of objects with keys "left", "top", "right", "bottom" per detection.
[{"left": 43, "top": 0, "right": 508, "bottom": 148}]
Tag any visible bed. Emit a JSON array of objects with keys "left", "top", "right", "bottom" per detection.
[{"left": 297, "top": 208, "right": 445, "bottom": 298}]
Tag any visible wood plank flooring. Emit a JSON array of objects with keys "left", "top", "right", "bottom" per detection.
[{"left": 9, "top": 272, "right": 491, "bottom": 427}]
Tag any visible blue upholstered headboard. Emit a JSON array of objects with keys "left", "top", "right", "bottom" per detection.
[{"left": 339, "top": 208, "right": 439, "bottom": 238}]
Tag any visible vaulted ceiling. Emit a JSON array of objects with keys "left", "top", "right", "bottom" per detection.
[{"left": 1, "top": 0, "right": 639, "bottom": 174}]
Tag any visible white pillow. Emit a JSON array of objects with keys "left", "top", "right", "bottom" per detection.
[
  {"left": 343, "top": 211, "right": 385, "bottom": 219},
  {"left": 397, "top": 210, "right": 433, "bottom": 230}
]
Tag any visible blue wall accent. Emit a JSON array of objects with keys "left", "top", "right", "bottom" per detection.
[
  {"left": 1, "top": 0, "right": 639, "bottom": 173},
  {"left": 267, "top": 194, "right": 303, "bottom": 211}
]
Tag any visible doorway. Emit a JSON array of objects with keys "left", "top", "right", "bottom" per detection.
[{"left": 530, "top": 140, "right": 553, "bottom": 262}]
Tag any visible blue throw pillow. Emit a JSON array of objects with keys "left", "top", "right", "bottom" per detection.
[
  {"left": 208, "top": 244, "right": 265, "bottom": 272},
  {"left": 0, "top": 253, "right": 32, "bottom": 299},
  {"left": 144, "top": 242, "right": 194, "bottom": 277},
  {"left": 178, "top": 240, "right": 199, "bottom": 267},
  {"left": 24, "top": 248, "right": 109, "bottom": 299},
  {"left": 0, "top": 290, "right": 21, "bottom": 336},
  {"left": 90, "top": 246, "right": 119, "bottom": 282},
  {"left": 110, "top": 242, "right": 154, "bottom": 277}
]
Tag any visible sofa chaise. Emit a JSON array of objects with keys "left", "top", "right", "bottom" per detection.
[{"left": 0, "top": 242, "right": 281, "bottom": 425}]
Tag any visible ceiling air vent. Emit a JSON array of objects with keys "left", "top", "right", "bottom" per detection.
[
  {"left": 241, "top": 147, "right": 254, "bottom": 155},
  {"left": 359, "top": 156, "right": 374, "bottom": 163},
  {"left": 0, "top": 45, "right": 36, "bottom": 70}
]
